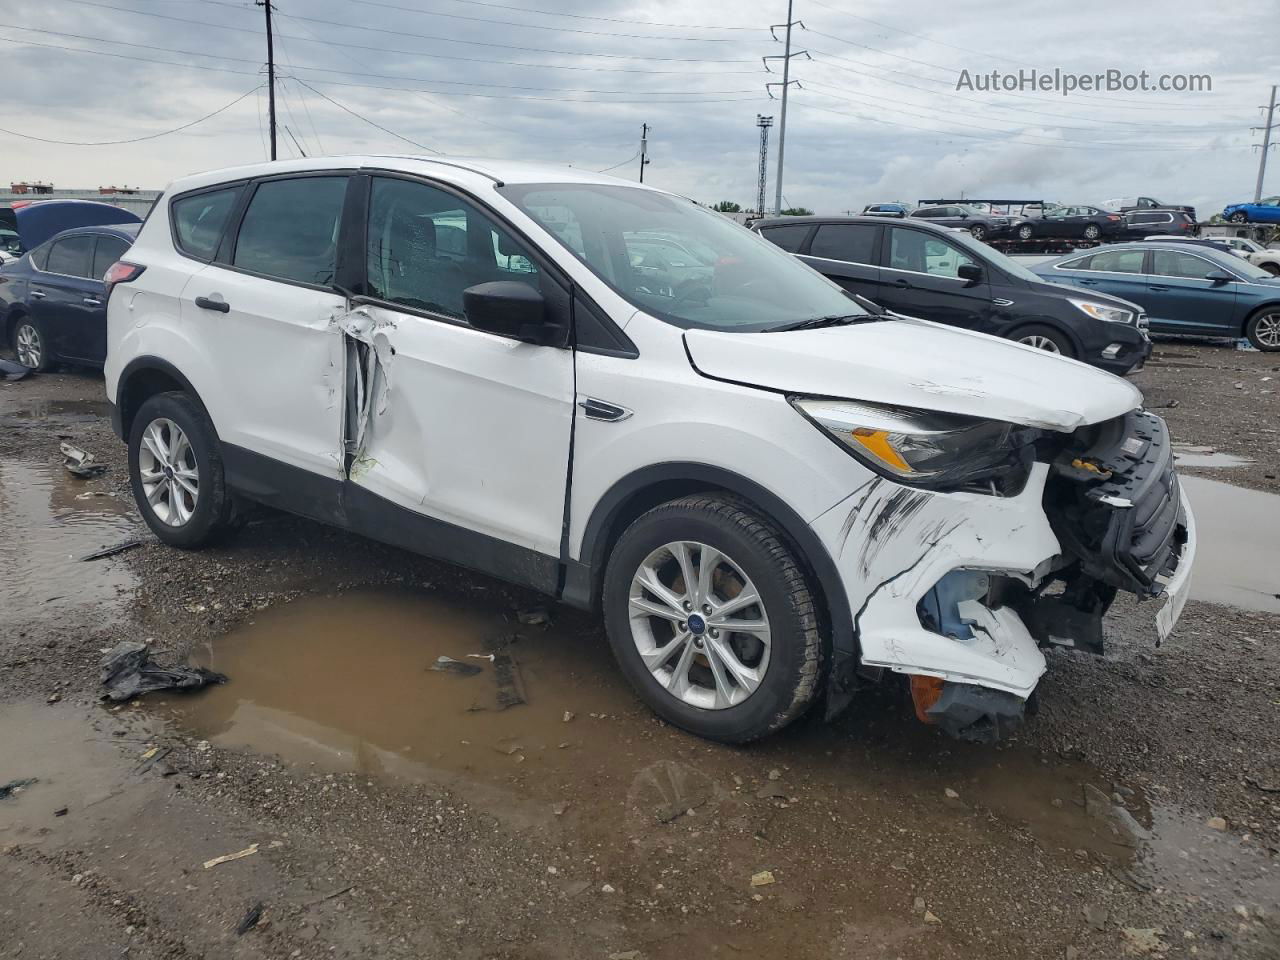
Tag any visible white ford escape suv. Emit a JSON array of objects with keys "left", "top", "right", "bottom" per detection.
[{"left": 104, "top": 156, "right": 1196, "bottom": 744}]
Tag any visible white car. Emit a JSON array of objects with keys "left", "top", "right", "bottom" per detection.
[
  {"left": 103, "top": 156, "right": 1196, "bottom": 744},
  {"left": 1216, "top": 236, "right": 1280, "bottom": 275}
]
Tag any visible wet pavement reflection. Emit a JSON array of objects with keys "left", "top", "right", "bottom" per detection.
[{"left": 1182, "top": 475, "right": 1280, "bottom": 613}]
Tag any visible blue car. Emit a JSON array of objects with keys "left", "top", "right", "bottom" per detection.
[
  {"left": 1034, "top": 241, "right": 1280, "bottom": 351},
  {"left": 0, "top": 223, "right": 139, "bottom": 370},
  {"left": 1223, "top": 196, "right": 1280, "bottom": 224}
]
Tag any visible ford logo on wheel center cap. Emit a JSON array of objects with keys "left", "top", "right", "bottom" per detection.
[{"left": 686, "top": 614, "right": 706, "bottom": 635}]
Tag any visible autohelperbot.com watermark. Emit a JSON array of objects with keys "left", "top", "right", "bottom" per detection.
[{"left": 956, "top": 68, "right": 1212, "bottom": 97}]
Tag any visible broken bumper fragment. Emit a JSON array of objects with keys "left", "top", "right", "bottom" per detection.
[{"left": 811, "top": 409, "right": 1196, "bottom": 741}]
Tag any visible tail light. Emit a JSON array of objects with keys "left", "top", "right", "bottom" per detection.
[
  {"left": 1107, "top": 215, "right": 1121, "bottom": 221},
  {"left": 103, "top": 261, "right": 145, "bottom": 299}
]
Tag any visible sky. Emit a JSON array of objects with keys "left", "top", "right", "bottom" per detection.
[{"left": 2, "top": 0, "right": 1277, "bottom": 216}]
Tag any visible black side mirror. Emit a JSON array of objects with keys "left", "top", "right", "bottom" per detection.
[
  {"left": 957, "top": 263, "right": 984, "bottom": 286},
  {"left": 463, "top": 281, "right": 564, "bottom": 345},
  {"left": 1205, "top": 271, "right": 1234, "bottom": 286}
]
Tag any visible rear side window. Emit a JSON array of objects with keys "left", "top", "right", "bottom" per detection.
[
  {"left": 92, "top": 236, "right": 131, "bottom": 280},
  {"left": 28, "top": 242, "right": 51, "bottom": 271},
  {"left": 172, "top": 188, "right": 239, "bottom": 260},
  {"left": 45, "top": 234, "right": 94, "bottom": 277},
  {"left": 1058, "top": 254, "right": 1094, "bottom": 270},
  {"left": 233, "top": 177, "right": 347, "bottom": 286},
  {"left": 758, "top": 224, "right": 810, "bottom": 253},
  {"left": 1087, "top": 249, "right": 1147, "bottom": 273},
  {"left": 808, "top": 223, "right": 877, "bottom": 264}
]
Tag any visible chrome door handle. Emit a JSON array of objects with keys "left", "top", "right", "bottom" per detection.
[
  {"left": 83, "top": 297, "right": 102, "bottom": 306},
  {"left": 30, "top": 290, "right": 45, "bottom": 299}
]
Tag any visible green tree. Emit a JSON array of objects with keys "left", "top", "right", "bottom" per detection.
[
  {"left": 711, "top": 200, "right": 742, "bottom": 213},
  {"left": 780, "top": 206, "right": 814, "bottom": 216}
]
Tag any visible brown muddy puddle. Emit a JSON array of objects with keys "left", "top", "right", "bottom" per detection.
[
  {"left": 1182, "top": 475, "right": 1280, "bottom": 613},
  {"left": 0, "top": 457, "right": 142, "bottom": 624}
]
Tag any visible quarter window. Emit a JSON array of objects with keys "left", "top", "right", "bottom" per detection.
[
  {"left": 808, "top": 223, "right": 877, "bottom": 264},
  {"left": 1084, "top": 249, "right": 1146, "bottom": 274},
  {"left": 92, "top": 236, "right": 131, "bottom": 280},
  {"left": 759, "top": 223, "right": 811, "bottom": 253},
  {"left": 233, "top": 177, "right": 347, "bottom": 286},
  {"left": 45, "top": 234, "right": 94, "bottom": 277},
  {"left": 887, "top": 227, "right": 976, "bottom": 279},
  {"left": 366, "top": 176, "right": 540, "bottom": 320},
  {"left": 1150, "top": 250, "right": 1221, "bottom": 280},
  {"left": 172, "top": 187, "right": 240, "bottom": 261}
]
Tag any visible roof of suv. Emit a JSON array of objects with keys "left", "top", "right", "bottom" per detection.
[
  {"left": 752, "top": 214, "right": 958, "bottom": 234},
  {"left": 163, "top": 154, "right": 657, "bottom": 195}
]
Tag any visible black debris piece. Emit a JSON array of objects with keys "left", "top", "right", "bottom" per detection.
[
  {"left": 516, "top": 606, "right": 552, "bottom": 626},
  {"left": 54, "top": 807, "right": 68, "bottom": 817},
  {"left": 0, "top": 357, "right": 32, "bottom": 381},
  {"left": 81, "top": 538, "right": 147, "bottom": 562},
  {"left": 0, "top": 778, "right": 37, "bottom": 800},
  {"left": 100, "top": 641, "right": 227, "bottom": 702},
  {"left": 429, "top": 656, "right": 483, "bottom": 677},
  {"left": 235, "top": 902, "right": 265, "bottom": 936}
]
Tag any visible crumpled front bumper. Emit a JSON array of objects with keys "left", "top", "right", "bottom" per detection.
[{"left": 810, "top": 415, "right": 1197, "bottom": 741}]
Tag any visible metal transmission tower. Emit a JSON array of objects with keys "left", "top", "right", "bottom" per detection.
[
  {"left": 755, "top": 115, "right": 773, "bottom": 215},
  {"left": 764, "top": 1, "right": 808, "bottom": 215},
  {"left": 1253, "top": 85, "right": 1277, "bottom": 202}
]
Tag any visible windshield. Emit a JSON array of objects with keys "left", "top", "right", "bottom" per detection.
[
  {"left": 944, "top": 228, "right": 1045, "bottom": 284},
  {"left": 499, "top": 182, "right": 869, "bottom": 332}
]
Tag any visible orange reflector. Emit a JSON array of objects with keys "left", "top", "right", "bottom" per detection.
[
  {"left": 909, "top": 674, "right": 946, "bottom": 724},
  {"left": 851, "top": 428, "right": 912, "bottom": 473}
]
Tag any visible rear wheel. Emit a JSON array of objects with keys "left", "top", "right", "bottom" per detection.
[
  {"left": 602, "top": 495, "right": 824, "bottom": 743},
  {"left": 12, "top": 316, "right": 52, "bottom": 371},
  {"left": 1012, "top": 323, "right": 1076, "bottom": 358},
  {"left": 1246, "top": 308, "right": 1280, "bottom": 351},
  {"left": 128, "top": 392, "right": 236, "bottom": 547},
  {"left": 1083, "top": 224, "right": 1101, "bottom": 241},
  {"left": 1258, "top": 262, "right": 1279, "bottom": 277}
]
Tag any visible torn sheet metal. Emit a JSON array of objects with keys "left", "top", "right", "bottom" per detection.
[
  {"left": 334, "top": 305, "right": 397, "bottom": 468},
  {"left": 812, "top": 464, "right": 1062, "bottom": 697}
]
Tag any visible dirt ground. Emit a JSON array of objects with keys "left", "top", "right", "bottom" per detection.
[{"left": 1, "top": 339, "right": 1278, "bottom": 960}]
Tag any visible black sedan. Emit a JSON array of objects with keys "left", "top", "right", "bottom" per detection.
[
  {"left": 0, "top": 223, "right": 138, "bottom": 370},
  {"left": 1013, "top": 205, "right": 1124, "bottom": 242},
  {"left": 908, "top": 204, "right": 1013, "bottom": 241}
]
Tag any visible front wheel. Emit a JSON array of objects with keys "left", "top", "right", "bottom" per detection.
[
  {"left": 1016, "top": 224, "right": 1035, "bottom": 241},
  {"left": 1012, "top": 323, "right": 1076, "bottom": 358},
  {"left": 128, "top": 392, "right": 236, "bottom": 547},
  {"left": 1246, "top": 308, "right": 1280, "bottom": 351},
  {"left": 602, "top": 495, "right": 824, "bottom": 743},
  {"left": 1230, "top": 211, "right": 1249, "bottom": 224},
  {"left": 12, "top": 316, "right": 52, "bottom": 371},
  {"left": 969, "top": 224, "right": 987, "bottom": 241},
  {"left": 1083, "top": 224, "right": 1101, "bottom": 240}
]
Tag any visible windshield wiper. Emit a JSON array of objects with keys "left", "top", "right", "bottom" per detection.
[{"left": 765, "top": 313, "right": 884, "bottom": 333}]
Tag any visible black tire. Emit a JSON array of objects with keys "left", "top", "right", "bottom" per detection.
[
  {"left": 1011, "top": 323, "right": 1076, "bottom": 359},
  {"left": 11, "top": 314, "right": 53, "bottom": 371},
  {"left": 969, "top": 224, "right": 987, "bottom": 241},
  {"left": 1259, "top": 262, "right": 1279, "bottom": 277},
  {"left": 1245, "top": 307, "right": 1280, "bottom": 352},
  {"left": 602, "top": 495, "right": 824, "bottom": 744},
  {"left": 1230, "top": 211, "right": 1249, "bottom": 224},
  {"left": 1083, "top": 224, "right": 1101, "bottom": 241},
  {"left": 128, "top": 391, "right": 235, "bottom": 548},
  {"left": 1016, "top": 224, "right": 1034, "bottom": 241}
]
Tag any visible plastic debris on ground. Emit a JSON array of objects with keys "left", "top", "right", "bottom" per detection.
[
  {"left": 100, "top": 641, "right": 228, "bottom": 702},
  {"left": 429, "top": 655, "right": 483, "bottom": 677},
  {"left": 0, "top": 778, "right": 37, "bottom": 800},
  {"left": 60, "top": 441, "right": 107, "bottom": 478}
]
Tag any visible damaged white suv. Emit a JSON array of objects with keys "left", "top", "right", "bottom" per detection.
[{"left": 104, "top": 157, "right": 1196, "bottom": 744}]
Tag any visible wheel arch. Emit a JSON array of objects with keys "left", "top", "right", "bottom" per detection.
[
  {"left": 565, "top": 462, "right": 856, "bottom": 673},
  {"left": 1003, "top": 317, "right": 1084, "bottom": 358},
  {"left": 115, "top": 355, "right": 214, "bottom": 441},
  {"left": 4, "top": 303, "right": 29, "bottom": 345},
  {"left": 1243, "top": 300, "right": 1280, "bottom": 341}
]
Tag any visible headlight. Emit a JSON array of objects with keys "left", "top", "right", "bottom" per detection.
[
  {"left": 1070, "top": 298, "right": 1133, "bottom": 324},
  {"left": 790, "top": 397, "right": 1038, "bottom": 491}
]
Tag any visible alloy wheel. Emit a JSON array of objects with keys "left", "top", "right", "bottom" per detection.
[
  {"left": 138, "top": 417, "right": 200, "bottom": 526},
  {"left": 970, "top": 225, "right": 986, "bottom": 240},
  {"left": 1020, "top": 334, "right": 1061, "bottom": 353},
  {"left": 1254, "top": 312, "right": 1280, "bottom": 349},
  {"left": 627, "top": 540, "right": 771, "bottom": 710},
  {"left": 1084, "top": 225, "right": 1101, "bottom": 240},
  {"left": 15, "top": 323, "right": 41, "bottom": 368},
  {"left": 1018, "top": 226, "right": 1034, "bottom": 240}
]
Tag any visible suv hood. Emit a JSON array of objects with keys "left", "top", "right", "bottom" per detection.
[{"left": 684, "top": 317, "right": 1142, "bottom": 432}]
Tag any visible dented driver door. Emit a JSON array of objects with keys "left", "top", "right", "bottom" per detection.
[{"left": 339, "top": 175, "right": 575, "bottom": 568}]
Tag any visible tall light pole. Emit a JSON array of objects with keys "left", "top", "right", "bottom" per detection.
[
  {"left": 256, "top": 0, "right": 277, "bottom": 160},
  {"left": 764, "top": 2, "right": 807, "bottom": 215},
  {"left": 755, "top": 115, "right": 773, "bottom": 215},
  {"left": 1254, "top": 84, "right": 1277, "bottom": 203}
]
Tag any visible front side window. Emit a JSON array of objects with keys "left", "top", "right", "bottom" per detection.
[
  {"left": 808, "top": 223, "right": 877, "bottom": 264},
  {"left": 233, "top": 177, "right": 347, "bottom": 286},
  {"left": 172, "top": 187, "right": 239, "bottom": 260},
  {"left": 1087, "top": 249, "right": 1147, "bottom": 274},
  {"left": 1150, "top": 250, "right": 1220, "bottom": 280},
  {"left": 758, "top": 223, "right": 810, "bottom": 253},
  {"left": 92, "top": 236, "right": 131, "bottom": 280},
  {"left": 46, "top": 234, "right": 94, "bottom": 277},
  {"left": 887, "top": 227, "right": 977, "bottom": 279},
  {"left": 366, "top": 176, "right": 540, "bottom": 320},
  {"left": 501, "top": 182, "right": 867, "bottom": 332}
]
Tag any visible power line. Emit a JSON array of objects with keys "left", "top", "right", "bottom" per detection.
[
  {"left": 292, "top": 78, "right": 442, "bottom": 154},
  {"left": 61, "top": 0, "right": 757, "bottom": 63},
  {"left": 596, "top": 152, "right": 640, "bottom": 173},
  {"left": 0, "top": 84, "right": 262, "bottom": 144},
  {"left": 437, "top": 0, "right": 759, "bottom": 31},
  {"left": 0, "top": 33, "right": 262, "bottom": 79}
]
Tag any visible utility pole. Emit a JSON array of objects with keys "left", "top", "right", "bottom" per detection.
[
  {"left": 256, "top": 0, "right": 277, "bottom": 160},
  {"left": 639, "top": 123, "right": 651, "bottom": 182},
  {"left": 764, "top": 2, "right": 808, "bottom": 215},
  {"left": 1254, "top": 84, "right": 1277, "bottom": 203},
  {"left": 755, "top": 115, "right": 773, "bottom": 215}
]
